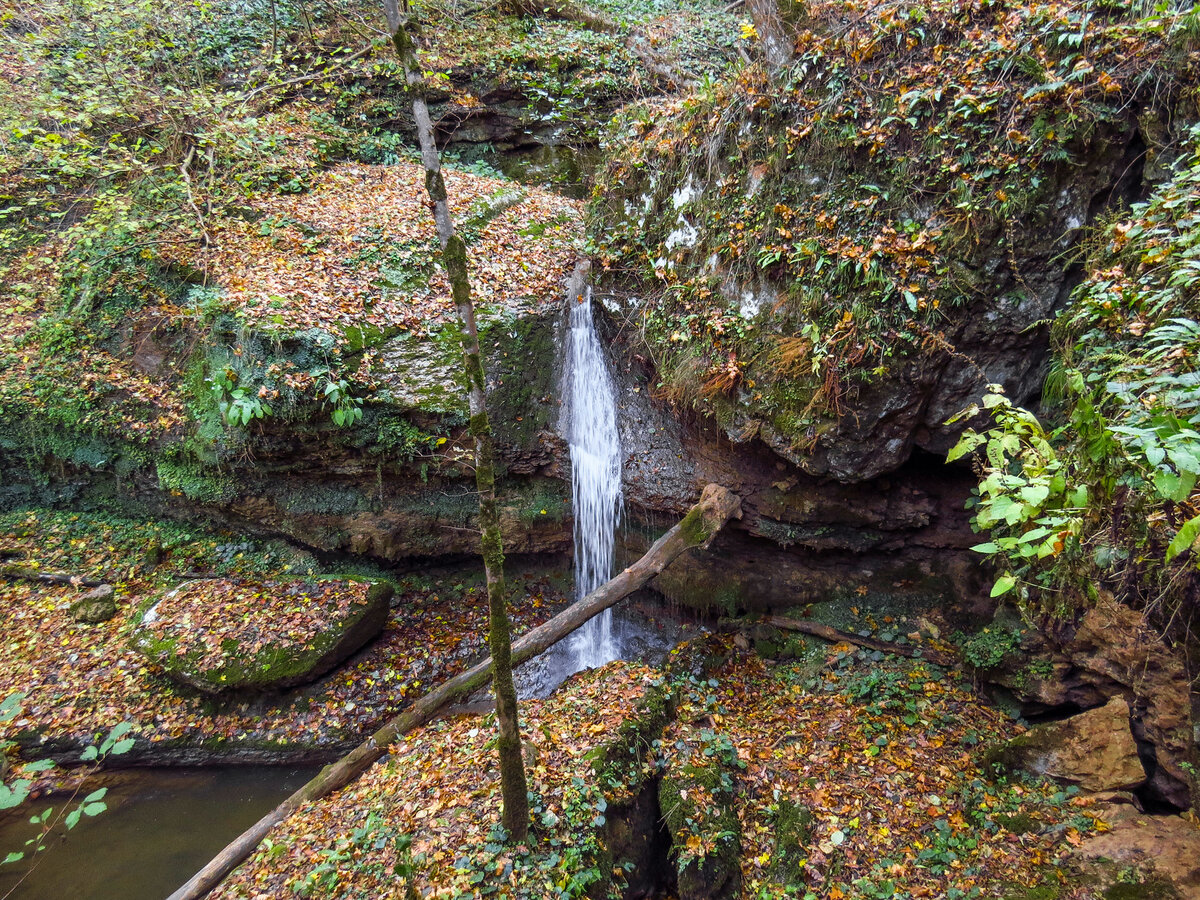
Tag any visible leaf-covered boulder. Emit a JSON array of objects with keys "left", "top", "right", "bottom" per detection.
[
  {"left": 131, "top": 579, "right": 393, "bottom": 694},
  {"left": 592, "top": 0, "right": 1198, "bottom": 482}
]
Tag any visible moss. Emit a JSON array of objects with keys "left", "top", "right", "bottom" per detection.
[
  {"left": 132, "top": 581, "right": 389, "bottom": 693},
  {"left": 269, "top": 480, "right": 369, "bottom": 516},
  {"left": 591, "top": 680, "right": 676, "bottom": 791},
  {"left": 658, "top": 759, "right": 742, "bottom": 900},
  {"left": 769, "top": 799, "right": 814, "bottom": 884},
  {"left": 754, "top": 638, "right": 783, "bottom": 660},
  {"left": 677, "top": 506, "right": 712, "bottom": 547},
  {"left": 1103, "top": 879, "right": 1178, "bottom": 900},
  {"left": 365, "top": 581, "right": 396, "bottom": 606},
  {"left": 1002, "top": 886, "right": 1063, "bottom": 900},
  {"left": 479, "top": 310, "right": 558, "bottom": 453},
  {"left": 993, "top": 811, "right": 1039, "bottom": 835},
  {"left": 981, "top": 734, "right": 1039, "bottom": 776},
  {"left": 512, "top": 479, "right": 569, "bottom": 525},
  {"left": 155, "top": 456, "right": 238, "bottom": 504}
]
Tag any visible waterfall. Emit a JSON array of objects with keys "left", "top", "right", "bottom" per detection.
[{"left": 565, "top": 285, "right": 623, "bottom": 670}]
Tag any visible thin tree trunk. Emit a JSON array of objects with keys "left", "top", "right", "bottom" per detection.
[
  {"left": 165, "top": 484, "right": 741, "bottom": 900},
  {"left": 748, "top": 0, "right": 794, "bottom": 72},
  {"left": 383, "top": 0, "right": 529, "bottom": 840}
]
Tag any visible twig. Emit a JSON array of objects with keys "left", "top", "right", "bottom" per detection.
[
  {"left": 179, "top": 145, "right": 212, "bottom": 246},
  {"left": 238, "top": 42, "right": 375, "bottom": 110}
]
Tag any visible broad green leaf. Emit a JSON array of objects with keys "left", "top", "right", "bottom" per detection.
[
  {"left": 990, "top": 574, "right": 1017, "bottom": 597},
  {"left": 111, "top": 738, "right": 135, "bottom": 755},
  {"left": 1019, "top": 483, "right": 1050, "bottom": 506},
  {"left": 1166, "top": 514, "right": 1200, "bottom": 564}
]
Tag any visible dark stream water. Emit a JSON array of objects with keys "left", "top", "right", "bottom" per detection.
[{"left": 0, "top": 766, "right": 318, "bottom": 900}]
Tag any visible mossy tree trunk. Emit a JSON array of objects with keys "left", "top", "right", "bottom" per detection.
[{"left": 383, "top": 0, "right": 529, "bottom": 842}]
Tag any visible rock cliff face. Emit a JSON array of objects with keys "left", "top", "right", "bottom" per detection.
[
  {"left": 597, "top": 122, "right": 1149, "bottom": 484},
  {"left": 590, "top": 1, "right": 1194, "bottom": 484}
]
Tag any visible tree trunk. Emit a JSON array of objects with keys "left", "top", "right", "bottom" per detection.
[
  {"left": 383, "top": 0, "right": 530, "bottom": 841},
  {"left": 748, "top": 0, "right": 795, "bottom": 72},
  {"left": 0, "top": 564, "right": 105, "bottom": 588},
  {"left": 165, "top": 484, "right": 741, "bottom": 900}
]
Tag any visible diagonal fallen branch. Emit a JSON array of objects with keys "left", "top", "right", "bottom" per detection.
[
  {"left": 168, "top": 483, "right": 742, "bottom": 900},
  {"left": 0, "top": 564, "right": 105, "bottom": 588},
  {"left": 766, "top": 616, "right": 957, "bottom": 668}
]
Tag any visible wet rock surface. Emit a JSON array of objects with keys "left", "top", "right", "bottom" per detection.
[{"left": 1001, "top": 697, "right": 1146, "bottom": 793}]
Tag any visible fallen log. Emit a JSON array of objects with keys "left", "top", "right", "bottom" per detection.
[
  {"left": 0, "top": 564, "right": 105, "bottom": 588},
  {"left": 766, "top": 616, "right": 957, "bottom": 668},
  {"left": 168, "top": 483, "right": 741, "bottom": 900}
]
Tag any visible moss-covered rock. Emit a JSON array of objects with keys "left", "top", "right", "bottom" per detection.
[
  {"left": 658, "top": 755, "right": 742, "bottom": 900},
  {"left": 592, "top": 0, "right": 1196, "bottom": 483},
  {"left": 131, "top": 578, "right": 391, "bottom": 694},
  {"left": 768, "top": 798, "right": 814, "bottom": 884},
  {"left": 70, "top": 584, "right": 117, "bottom": 624}
]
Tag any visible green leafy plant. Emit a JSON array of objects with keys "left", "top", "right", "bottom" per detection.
[
  {"left": 321, "top": 375, "right": 363, "bottom": 428},
  {"left": 2, "top": 708, "right": 135, "bottom": 870},
  {"left": 946, "top": 386, "right": 1085, "bottom": 609},
  {"left": 208, "top": 369, "right": 272, "bottom": 428}
]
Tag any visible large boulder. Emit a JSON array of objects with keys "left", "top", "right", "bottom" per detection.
[
  {"left": 997, "top": 696, "right": 1146, "bottom": 793},
  {"left": 131, "top": 578, "right": 392, "bottom": 694},
  {"left": 592, "top": 1, "right": 1194, "bottom": 484}
]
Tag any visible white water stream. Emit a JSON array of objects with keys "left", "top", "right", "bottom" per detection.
[{"left": 564, "top": 286, "right": 623, "bottom": 669}]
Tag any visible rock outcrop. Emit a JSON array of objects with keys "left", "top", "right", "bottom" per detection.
[
  {"left": 70, "top": 584, "right": 117, "bottom": 624},
  {"left": 980, "top": 604, "right": 1197, "bottom": 810},
  {"left": 132, "top": 579, "right": 392, "bottom": 694},
  {"left": 999, "top": 697, "right": 1146, "bottom": 793}
]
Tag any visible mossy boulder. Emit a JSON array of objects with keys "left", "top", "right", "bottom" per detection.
[
  {"left": 768, "top": 798, "right": 814, "bottom": 884},
  {"left": 131, "top": 578, "right": 392, "bottom": 694},
  {"left": 658, "top": 757, "right": 742, "bottom": 900},
  {"left": 70, "top": 584, "right": 117, "bottom": 624},
  {"left": 987, "top": 697, "right": 1146, "bottom": 793}
]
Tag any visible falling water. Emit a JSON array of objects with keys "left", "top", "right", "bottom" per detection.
[{"left": 565, "top": 285, "right": 623, "bottom": 669}]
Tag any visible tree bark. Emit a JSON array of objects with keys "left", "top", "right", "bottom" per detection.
[
  {"left": 383, "top": 0, "right": 530, "bottom": 840},
  {"left": 165, "top": 484, "right": 741, "bottom": 900},
  {"left": 0, "top": 564, "right": 104, "bottom": 588},
  {"left": 748, "top": 0, "right": 795, "bottom": 72}
]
